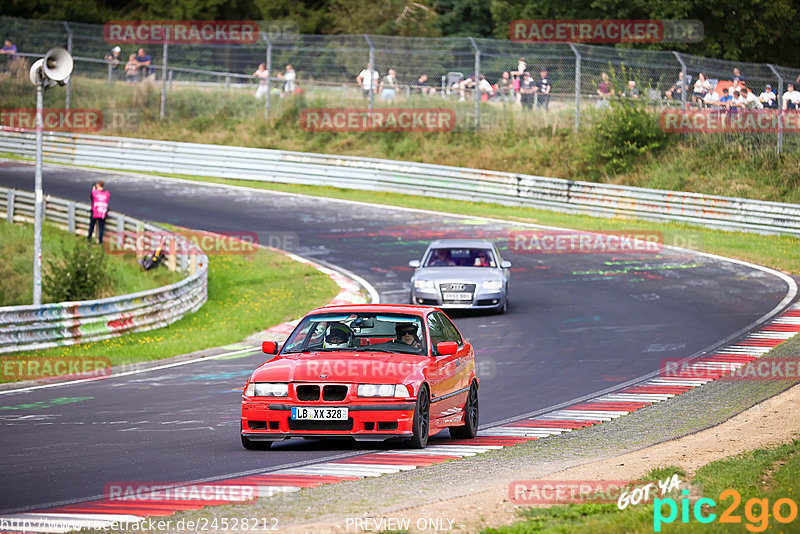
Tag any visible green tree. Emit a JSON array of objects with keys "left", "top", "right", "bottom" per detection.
[{"left": 433, "top": 0, "right": 494, "bottom": 37}]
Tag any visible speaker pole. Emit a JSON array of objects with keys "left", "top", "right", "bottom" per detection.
[{"left": 33, "top": 79, "right": 44, "bottom": 305}]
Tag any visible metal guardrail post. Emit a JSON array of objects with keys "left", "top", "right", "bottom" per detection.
[
  {"left": 568, "top": 43, "right": 581, "bottom": 132},
  {"left": 265, "top": 33, "right": 272, "bottom": 119},
  {"left": 6, "top": 189, "right": 14, "bottom": 223},
  {"left": 767, "top": 64, "right": 784, "bottom": 154},
  {"left": 673, "top": 51, "right": 687, "bottom": 110},
  {"left": 107, "top": 62, "right": 113, "bottom": 86},
  {"left": 364, "top": 35, "right": 375, "bottom": 115},
  {"left": 469, "top": 37, "right": 480, "bottom": 130},
  {"left": 160, "top": 40, "right": 168, "bottom": 120},
  {"left": 63, "top": 21, "right": 72, "bottom": 110},
  {"left": 67, "top": 201, "right": 75, "bottom": 234}
]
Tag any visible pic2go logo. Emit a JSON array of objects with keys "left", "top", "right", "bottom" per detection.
[{"left": 654, "top": 489, "right": 799, "bottom": 532}]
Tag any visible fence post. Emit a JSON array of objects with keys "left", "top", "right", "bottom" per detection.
[
  {"left": 63, "top": 21, "right": 72, "bottom": 110},
  {"left": 67, "top": 201, "right": 75, "bottom": 234},
  {"left": 364, "top": 35, "right": 375, "bottom": 115},
  {"left": 160, "top": 40, "right": 168, "bottom": 120},
  {"left": 6, "top": 189, "right": 14, "bottom": 223},
  {"left": 568, "top": 43, "right": 581, "bottom": 132},
  {"left": 265, "top": 32, "right": 272, "bottom": 119},
  {"left": 672, "top": 51, "right": 687, "bottom": 110},
  {"left": 469, "top": 37, "right": 480, "bottom": 130},
  {"left": 107, "top": 62, "right": 113, "bottom": 86},
  {"left": 767, "top": 64, "right": 784, "bottom": 154}
]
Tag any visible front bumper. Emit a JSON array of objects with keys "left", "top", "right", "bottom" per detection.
[
  {"left": 411, "top": 287, "right": 506, "bottom": 309},
  {"left": 241, "top": 401, "right": 416, "bottom": 441}
]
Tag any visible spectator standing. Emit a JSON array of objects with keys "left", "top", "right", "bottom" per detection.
[
  {"left": 124, "top": 54, "right": 139, "bottom": 83},
  {"left": 597, "top": 72, "right": 614, "bottom": 108},
  {"left": 623, "top": 80, "right": 640, "bottom": 99},
  {"left": 104, "top": 46, "right": 122, "bottom": 72},
  {"left": 732, "top": 67, "right": 745, "bottom": 84},
  {"left": 511, "top": 57, "right": 526, "bottom": 77},
  {"left": 520, "top": 72, "right": 536, "bottom": 110},
  {"left": 1, "top": 39, "right": 18, "bottom": 70},
  {"left": 496, "top": 72, "right": 511, "bottom": 101},
  {"left": 692, "top": 73, "right": 711, "bottom": 104},
  {"left": 253, "top": 63, "right": 269, "bottom": 99},
  {"left": 759, "top": 84, "right": 777, "bottom": 108},
  {"left": 535, "top": 67, "right": 551, "bottom": 109},
  {"left": 88, "top": 181, "right": 110, "bottom": 245},
  {"left": 135, "top": 48, "right": 154, "bottom": 80},
  {"left": 379, "top": 69, "right": 398, "bottom": 100},
  {"left": 357, "top": 63, "right": 379, "bottom": 99},
  {"left": 782, "top": 84, "right": 800, "bottom": 110},
  {"left": 283, "top": 64, "right": 296, "bottom": 93},
  {"left": 477, "top": 75, "right": 494, "bottom": 100}
]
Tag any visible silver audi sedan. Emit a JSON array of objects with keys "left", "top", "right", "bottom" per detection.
[{"left": 409, "top": 239, "right": 511, "bottom": 314}]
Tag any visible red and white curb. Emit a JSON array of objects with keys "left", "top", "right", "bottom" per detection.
[{"left": 3, "top": 302, "right": 798, "bottom": 533}]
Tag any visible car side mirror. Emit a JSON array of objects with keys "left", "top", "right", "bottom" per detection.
[
  {"left": 501, "top": 260, "right": 512, "bottom": 269},
  {"left": 262, "top": 341, "right": 278, "bottom": 355},
  {"left": 436, "top": 341, "right": 458, "bottom": 355},
  {"left": 409, "top": 260, "right": 420, "bottom": 268}
]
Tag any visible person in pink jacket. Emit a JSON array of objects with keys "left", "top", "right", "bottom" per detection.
[{"left": 88, "top": 181, "right": 110, "bottom": 244}]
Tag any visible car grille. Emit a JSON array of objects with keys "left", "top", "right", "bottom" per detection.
[
  {"left": 439, "top": 283, "right": 476, "bottom": 292},
  {"left": 295, "top": 384, "right": 349, "bottom": 401},
  {"left": 288, "top": 418, "right": 354, "bottom": 431},
  {"left": 296, "top": 385, "right": 320, "bottom": 401}
]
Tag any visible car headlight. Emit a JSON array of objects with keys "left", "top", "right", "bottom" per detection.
[
  {"left": 357, "top": 384, "right": 410, "bottom": 397},
  {"left": 482, "top": 280, "right": 504, "bottom": 290},
  {"left": 414, "top": 279, "right": 434, "bottom": 289},
  {"left": 249, "top": 382, "right": 289, "bottom": 397}
]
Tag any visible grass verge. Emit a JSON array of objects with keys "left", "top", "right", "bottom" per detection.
[
  {"left": 3, "top": 247, "right": 339, "bottom": 380},
  {"left": 485, "top": 439, "right": 800, "bottom": 533},
  {"left": 0, "top": 220, "right": 181, "bottom": 306}
]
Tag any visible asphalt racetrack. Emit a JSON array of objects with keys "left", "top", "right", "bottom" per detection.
[{"left": 0, "top": 162, "right": 792, "bottom": 514}]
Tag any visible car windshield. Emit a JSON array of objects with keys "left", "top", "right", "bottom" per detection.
[
  {"left": 425, "top": 248, "right": 495, "bottom": 267},
  {"left": 281, "top": 312, "right": 427, "bottom": 355}
]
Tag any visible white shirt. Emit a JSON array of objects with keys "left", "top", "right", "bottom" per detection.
[
  {"left": 693, "top": 79, "right": 711, "bottom": 94},
  {"left": 478, "top": 78, "right": 494, "bottom": 94},
  {"left": 358, "top": 69, "right": 379, "bottom": 90},
  {"left": 744, "top": 91, "right": 763, "bottom": 109},
  {"left": 703, "top": 91, "right": 720, "bottom": 105},
  {"left": 759, "top": 90, "right": 776, "bottom": 104},
  {"left": 783, "top": 90, "right": 800, "bottom": 104},
  {"left": 283, "top": 70, "right": 295, "bottom": 92}
]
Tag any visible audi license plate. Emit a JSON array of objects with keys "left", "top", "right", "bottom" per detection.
[
  {"left": 443, "top": 292, "right": 472, "bottom": 301},
  {"left": 291, "top": 407, "right": 348, "bottom": 420}
]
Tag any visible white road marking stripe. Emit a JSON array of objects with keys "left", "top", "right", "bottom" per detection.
[
  {"left": 597, "top": 394, "right": 674, "bottom": 402},
  {"left": 647, "top": 378, "right": 709, "bottom": 386}
]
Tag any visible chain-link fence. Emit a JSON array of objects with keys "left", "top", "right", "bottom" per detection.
[{"left": 2, "top": 16, "right": 799, "bottom": 151}]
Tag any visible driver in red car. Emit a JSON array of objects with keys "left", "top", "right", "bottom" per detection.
[
  {"left": 324, "top": 323, "right": 354, "bottom": 349},
  {"left": 394, "top": 323, "right": 421, "bottom": 348}
]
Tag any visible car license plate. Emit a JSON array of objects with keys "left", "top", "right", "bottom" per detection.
[
  {"left": 291, "top": 407, "right": 349, "bottom": 420},
  {"left": 443, "top": 292, "right": 472, "bottom": 301}
]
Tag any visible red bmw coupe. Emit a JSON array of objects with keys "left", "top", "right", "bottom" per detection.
[{"left": 241, "top": 304, "right": 478, "bottom": 449}]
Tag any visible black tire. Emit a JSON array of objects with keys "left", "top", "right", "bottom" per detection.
[
  {"left": 450, "top": 381, "right": 479, "bottom": 439},
  {"left": 408, "top": 384, "right": 430, "bottom": 449},
  {"left": 241, "top": 435, "right": 272, "bottom": 450}
]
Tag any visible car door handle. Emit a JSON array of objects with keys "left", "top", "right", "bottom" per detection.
[{"left": 455, "top": 359, "right": 461, "bottom": 367}]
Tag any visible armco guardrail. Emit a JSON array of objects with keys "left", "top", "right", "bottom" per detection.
[
  {"left": 1, "top": 131, "right": 799, "bottom": 236},
  {"left": 0, "top": 186, "right": 208, "bottom": 354}
]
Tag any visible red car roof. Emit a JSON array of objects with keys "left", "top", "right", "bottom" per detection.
[{"left": 308, "top": 303, "right": 435, "bottom": 316}]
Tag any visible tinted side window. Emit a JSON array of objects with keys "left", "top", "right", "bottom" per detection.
[
  {"left": 427, "top": 313, "right": 448, "bottom": 349},
  {"left": 436, "top": 312, "right": 463, "bottom": 345}
]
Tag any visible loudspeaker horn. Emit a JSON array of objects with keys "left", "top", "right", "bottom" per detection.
[{"left": 42, "top": 47, "right": 73, "bottom": 82}]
